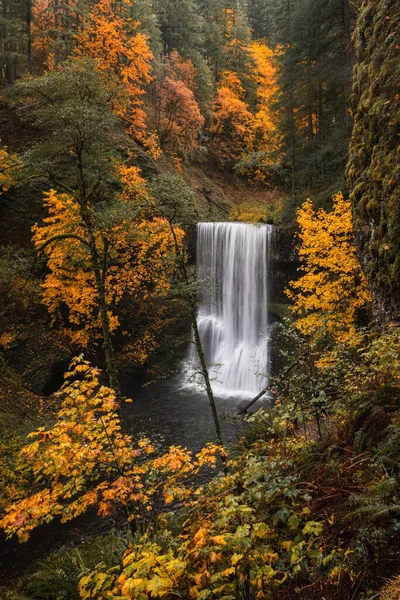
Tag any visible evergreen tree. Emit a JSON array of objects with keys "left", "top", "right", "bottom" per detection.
[
  {"left": 154, "top": 0, "right": 213, "bottom": 110},
  {"left": 0, "top": 0, "right": 28, "bottom": 85},
  {"left": 128, "top": 0, "right": 162, "bottom": 58},
  {"left": 155, "top": 0, "right": 204, "bottom": 59},
  {"left": 265, "top": 0, "right": 355, "bottom": 193}
]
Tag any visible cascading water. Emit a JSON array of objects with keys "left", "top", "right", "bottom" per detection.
[{"left": 188, "top": 222, "right": 273, "bottom": 396}]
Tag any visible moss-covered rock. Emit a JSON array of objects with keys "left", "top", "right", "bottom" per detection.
[{"left": 347, "top": 0, "right": 400, "bottom": 321}]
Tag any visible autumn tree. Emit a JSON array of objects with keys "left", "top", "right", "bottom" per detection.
[
  {"left": 74, "top": 0, "right": 155, "bottom": 150},
  {"left": 126, "top": 0, "right": 162, "bottom": 57},
  {"left": 0, "top": 357, "right": 222, "bottom": 541},
  {"left": 15, "top": 62, "right": 186, "bottom": 386},
  {"left": 155, "top": 51, "right": 205, "bottom": 156},
  {"left": 234, "top": 41, "right": 280, "bottom": 183},
  {"left": 210, "top": 71, "right": 255, "bottom": 167},
  {"left": 32, "top": 172, "right": 185, "bottom": 361},
  {"left": 249, "top": 41, "right": 279, "bottom": 152},
  {"left": 12, "top": 60, "right": 125, "bottom": 391},
  {"left": 286, "top": 193, "right": 371, "bottom": 346},
  {"left": 31, "top": 0, "right": 89, "bottom": 70}
]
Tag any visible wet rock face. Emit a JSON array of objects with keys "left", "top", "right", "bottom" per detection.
[
  {"left": 269, "top": 228, "right": 299, "bottom": 308},
  {"left": 347, "top": 0, "right": 400, "bottom": 322}
]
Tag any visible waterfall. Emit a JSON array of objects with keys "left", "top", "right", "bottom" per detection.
[{"left": 188, "top": 222, "right": 273, "bottom": 396}]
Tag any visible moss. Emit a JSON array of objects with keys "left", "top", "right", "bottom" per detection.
[{"left": 347, "top": 0, "right": 400, "bottom": 321}]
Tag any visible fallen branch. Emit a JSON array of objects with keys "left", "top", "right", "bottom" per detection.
[{"left": 238, "top": 349, "right": 310, "bottom": 415}]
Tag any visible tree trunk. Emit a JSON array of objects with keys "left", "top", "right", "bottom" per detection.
[
  {"left": 26, "top": 0, "right": 32, "bottom": 73},
  {"left": 190, "top": 306, "right": 224, "bottom": 447},
  {"left": 168, "top": 222, "right": 224, "bottom": 448},
  {"left": 76, "top": 148, "right": 120, "bottom": 395}
]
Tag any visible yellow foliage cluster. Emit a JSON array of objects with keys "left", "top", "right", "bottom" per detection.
[
  {"left": 0, "top": 357, "right": 224, "bottom": 542},
  {"left": 229, "top": 202, "right": 269, "bottom": 223},
  {"left": 286, "top": 193, "right": 372, "bottom": 345},
  {"left": 249, "top": 41, "right": 280, "bottom": 156},
  {"left": 210, "top": 71, "right": 256, "bottom": 164},
  {"left": 77, "top": 411, "right": 353, "bottom": 600},
  {"left": 0, "top": 144, "right": 21, "bottom": 194},
  {"left": 32, "top": 173, "right": 184, "bottom": 355},
  {"left": 74, "top": 0, "right": 158, "bottom": 155},
  {"left": 210, "top": 40, "right": 279, "bottom": 171}
]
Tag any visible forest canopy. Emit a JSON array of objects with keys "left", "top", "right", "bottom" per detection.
[{"left": 1, "top": 0, "right": 400, "bottom": 599}]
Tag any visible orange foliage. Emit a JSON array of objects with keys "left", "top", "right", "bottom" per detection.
[
  {"left": 249, "top": 41, "right": 280, "bottom": 154},
  {"left": 157, "top": 52, "right": 204, "bottom": 155},
  {"left": 32, "top": 171, "right": 184, "bottom": 357},
  {"left": 166, "top": 50, "right": 197, "bottom": 92},
  {"left": 74, "top": 0, "right": 156, "bottom": 151},
  {"left": 286, "top": 193, "right": 372, "bottom": 345},
  {"left": 0, "top": 357, "right": 224, "bottom": 542},
  {"left": 210, "top": 71, "right": 255, "bottom": 165},
  {"left": 31, "top": 0, "right": 86, "bottom": 69}
]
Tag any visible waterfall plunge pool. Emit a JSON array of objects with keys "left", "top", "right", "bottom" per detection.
[{"left": 124, "top": 222, "right": 273, "bottom": 452}]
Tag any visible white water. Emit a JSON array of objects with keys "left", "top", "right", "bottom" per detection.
[{"left": 188, "top": 222, "right": 273, "bottom": 397}]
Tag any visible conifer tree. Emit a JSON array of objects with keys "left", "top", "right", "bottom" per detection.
[
  {"left": 0, "top": 0, "right": 28, "bottom": 84},
  {"left": 264, "top": 0, "right": 355, "bottom": 192}
]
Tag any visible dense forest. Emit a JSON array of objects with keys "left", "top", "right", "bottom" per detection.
[{"left": 1, "top": 0, "right": 400, "bottom": 598}]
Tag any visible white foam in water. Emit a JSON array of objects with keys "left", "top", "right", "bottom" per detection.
[{"left": 186, "top": 222, "right": 273, "bottom": 397}]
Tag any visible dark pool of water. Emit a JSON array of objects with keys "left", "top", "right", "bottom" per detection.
[{"left": 122, "top": 379, "right": 254, "bottom": 452}]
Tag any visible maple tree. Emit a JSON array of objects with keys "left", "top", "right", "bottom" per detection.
[
  {"left": 0, "top": 143, "right": 21, "bottom": 194},
  {"left": 286, "top": 193, "right": 372, "bottom": 345},
  {"left": 249, "top": 41, "right": 279, "bottom": 156},
  {"left": 74, "top": 0, "right": 156, "bottom": 153},
  {"left": 32, "top": 168, "right": 185, "bottom": 361},
  {"left": 210, "top": 71, "right": 255, "bottom": 167},
  {"left": 0, "top": 357, "right": 223, "bottom": 542},
  {"left": 156, "top": 51, "right": 205, "bottom": 156},
  {"left": 12, "top": 59, "right": 177, "bottom": 390}
]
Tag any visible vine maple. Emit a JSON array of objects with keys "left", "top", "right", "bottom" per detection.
[
  {"left": 74, "top": 0, "right": 156, "bottom": 151},
  {"left": 0, "top": 357, "right": 223, "bottom": 542},
  {"left": 210, "top": 71, "right": 255, "bottom": 166},
  {"left": 249, "top": 41, "right": 280, "bottom": 156},
  {"left": 156, "top": 51, "right": 205, "bottom": 155},
  {"left": 286, "top": 193, "right": 372, "bottom": 345},
  {"left": 32, "top": 168, "right": 184, "bottom": 361}
]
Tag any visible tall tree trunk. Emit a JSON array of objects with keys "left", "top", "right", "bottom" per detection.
[
  {"left": 76, "top": 148, "right": 120, "bottom": 395},
  {"left": 318, "top": 81, "right": 325, "bottom": 184},
  {"left": 287, "top": 0, "right": 296, "bottom": 195},
  {"left": 86, "top": 227, "right": 120, "bottom": 395},
  {"left": 168, "top": 223, "right": 225, "bottom": 449},
  {"left": 26, "top": 0, "right": 32, "bottom": 73}
]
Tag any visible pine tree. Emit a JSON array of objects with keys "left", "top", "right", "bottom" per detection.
[
  {"left": 264, "top": 0, "right": 355, "bottom": 193},
  {"left": 128, "top": 0, "right": 162, "bottom": 58},
  {"left": 0, "top": 0, "right": 28, "bottom": 85},
  {"left": 156, "top": 0, "right": 204, "bottom": 60}
]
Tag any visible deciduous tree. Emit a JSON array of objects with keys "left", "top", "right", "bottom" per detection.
[
  {"left": 210, "top": 71, "right": 255, "bottom": 167},
  {"left": 156, "top": 51, "right": 205, "bottom": 155},
  {"left": 0, "top": 357, "right": 223, "bottom": 541},
  {"left": 286, "top": 193, "right": 371, "bottom": 345},
  {"left": 74, "top": 0, "right": 155, "bottom": 149}
]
